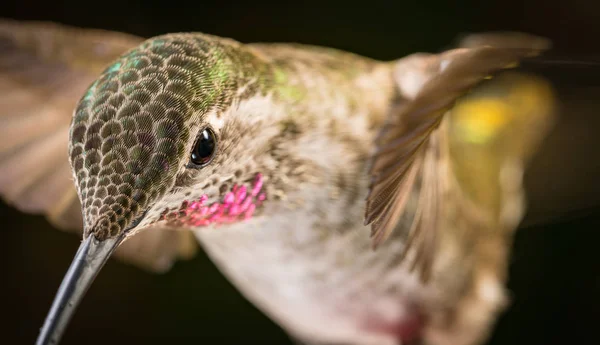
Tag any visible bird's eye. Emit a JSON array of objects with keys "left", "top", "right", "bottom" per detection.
[{"left": 190, "top": 128, "right": 216, "bottom": 166}]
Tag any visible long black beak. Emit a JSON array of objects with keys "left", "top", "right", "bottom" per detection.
[{"left": 35, "top": 234, "right": 124, "bottom": 345}]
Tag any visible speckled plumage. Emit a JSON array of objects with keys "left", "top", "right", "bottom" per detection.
[{"left": 0, "top": 20, "right": 556, "bottom": 345}]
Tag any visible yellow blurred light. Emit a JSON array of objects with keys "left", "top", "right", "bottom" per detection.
[{"left": 452, "top": 99, "right": 512, "bottom": 144}]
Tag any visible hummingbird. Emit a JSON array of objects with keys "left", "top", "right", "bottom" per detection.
[{"left": 0, "top": 19, "right": 556, "bottom": 345}]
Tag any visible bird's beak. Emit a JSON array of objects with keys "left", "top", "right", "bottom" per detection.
[{"left": 35, "top": 233, "right": 125, "bottom": 345}]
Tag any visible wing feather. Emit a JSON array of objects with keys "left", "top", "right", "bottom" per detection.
[{"left": 365, "top": 34, "right": 550, "bottom": 280}]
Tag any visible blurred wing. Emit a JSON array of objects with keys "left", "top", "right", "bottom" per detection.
[
  {"left": 0, "top": 19, "right": 197, "bottom": 272},
  {"left": 364, "top": 33, "right": 551, "bottom": 279},
  {"left": 456, "top": 31, "right": 552, "bottom": 50}
]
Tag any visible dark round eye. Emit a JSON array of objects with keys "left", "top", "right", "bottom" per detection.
[{"left": 190, "top": 128, "right": 216, "bottom": 166}]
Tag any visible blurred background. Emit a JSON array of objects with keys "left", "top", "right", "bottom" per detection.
[{"left": 0, "top": 1, "right": 599, "bottom": 344}]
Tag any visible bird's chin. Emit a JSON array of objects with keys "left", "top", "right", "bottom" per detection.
[{"left": 157, "top": 172, "right": 267, "bottom": 228}]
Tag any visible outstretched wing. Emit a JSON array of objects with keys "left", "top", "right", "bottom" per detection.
[
  {"left": 0, "top": 19, "right": 197, "bottom": 272},
  {"left": 364, "top": 32, "right": 553, "bottom": 280}
]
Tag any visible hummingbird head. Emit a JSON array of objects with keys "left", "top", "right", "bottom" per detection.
[
  {"left": 38, "top": 33, "right": 288, "bottom": 344},
  {"left": 69, "top": 33, "right": 276, "bottom": 242}
]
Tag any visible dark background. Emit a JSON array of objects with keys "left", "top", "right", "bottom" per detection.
[{"left": 1, "top": 1, "right": 599, "bottom": 345}]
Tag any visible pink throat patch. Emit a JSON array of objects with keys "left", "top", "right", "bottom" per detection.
[{"left": 160, "top": 173, "right": 266, "bottom": 227}]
